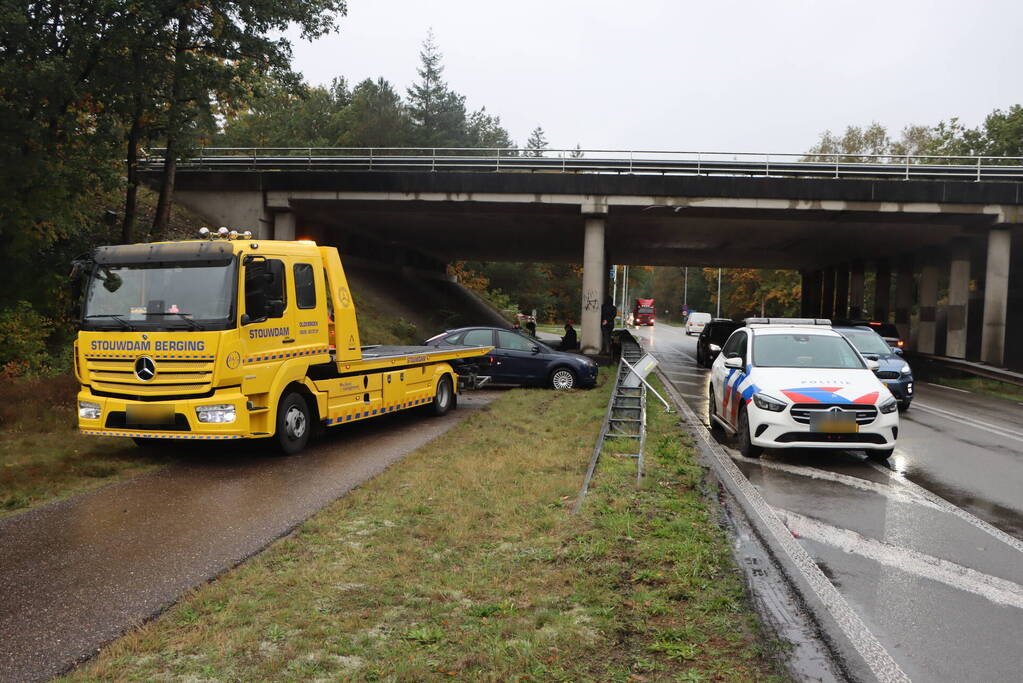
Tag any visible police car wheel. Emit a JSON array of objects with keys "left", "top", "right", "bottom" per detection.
[
  {"left": 738, "top": 408, "right": 763, "bottom": 458},
  {"left": 276, "top": 392, "right": 310, "bottom": 455},
  {"left": 431, "top": 376, "right": 454, "bottom": 416},
  {"left": 708, "top": 388, "right": 723, "bottom": 434}
]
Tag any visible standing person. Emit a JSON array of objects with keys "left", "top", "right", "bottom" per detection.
[
  {"left": 559, "top": 323, "right": 577, "bottom": 351},
  {"left": 525, "top": 317, "right": 536, "bottom": 337},
  {"left": 600, "top": 296, "right": 616, "bottom": 353}
]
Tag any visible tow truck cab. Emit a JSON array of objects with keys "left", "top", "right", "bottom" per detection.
[{"left": 74, "top": 232, "right": 491, "bottom": 453}]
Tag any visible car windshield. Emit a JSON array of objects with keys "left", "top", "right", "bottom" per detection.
[
  {"left": 838, "top": 328, "right": 891, "bottom": 355},
  {"left": 83, "top": 262, "right": 235, "bottom": 329},
  {"left": 638, "top": 307, "right": 654, "bottom": 314},
  {"left": 753, "top": 333, "right": 865, "bottom": 369}
]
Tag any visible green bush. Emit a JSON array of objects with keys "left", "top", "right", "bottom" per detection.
[{"left": 0, "top": 301, "right": 54, "bottom": 376}]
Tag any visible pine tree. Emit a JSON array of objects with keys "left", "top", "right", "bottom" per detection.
[
  {"left": 525, "top": 126, "right": 548, "bottom": 157},
  {"left": 406, "top": 30, "right": 467, "bottom": 147}
]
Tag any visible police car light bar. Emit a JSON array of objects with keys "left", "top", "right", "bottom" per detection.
[{"left": 745, "top": 317, "right": 832, "bottom": 326}]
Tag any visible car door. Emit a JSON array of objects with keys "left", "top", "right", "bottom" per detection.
[
  {"left": 492, "top": 330, "right": 545, "bottom": 384},
  {"left": 711, "top": 330, "right": 746, "bottom": 426}
]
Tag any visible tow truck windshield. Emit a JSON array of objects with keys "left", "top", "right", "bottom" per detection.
[{"left": 83, "top": 262, "right": 235, "bottom": 330}]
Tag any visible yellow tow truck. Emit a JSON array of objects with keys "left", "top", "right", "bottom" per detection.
[{"left": 73, "top": 228, "right": 492, "bottom": 454}]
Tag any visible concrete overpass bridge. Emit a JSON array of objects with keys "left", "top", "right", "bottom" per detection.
[{"left": 143, "top": 148, "right": 1023, "bottom": 367}]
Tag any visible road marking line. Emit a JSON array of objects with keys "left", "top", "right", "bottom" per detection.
[
  {"left": 777, "top": 509, "right": 1023, "bottom": 611},
  {"left": 867, "top": 461, "right": 1023, "bottom": 557},
  {"left": 658, "top": 369, "right": 911, "bottom": 683},
  {"left": 912, "top": 402, "right": 1023, "bottom": 443},
  {"left": 921, "top": 381, "right": 970, "bottom": 394},
  {"left": 730, "top": 454, "right": 944, "bottom": 511}
]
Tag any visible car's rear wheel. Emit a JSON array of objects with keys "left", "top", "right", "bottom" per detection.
[
  {"left": 550, "top": 367, "right": 576, "bottom": 390},
  {"left": 867, "top": 448, "right": 894, "bottom": 462},
  {"left": 737, "top": 407, "right": 763, "bottom": 458}
]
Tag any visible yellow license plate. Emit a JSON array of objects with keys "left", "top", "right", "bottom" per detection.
[{"left": 126, "top": 404, "right": 175, "bottom": 426}]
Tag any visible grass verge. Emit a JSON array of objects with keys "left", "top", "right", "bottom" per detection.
[
  {"left": 0, "top": 375, "right": 174, "bottom": 518},
  {"left": 68, "top": 373, "right": 783, "bottom": 681},
  {"left": 926, "top": 374, "right": 1023, "bottom": 403}
]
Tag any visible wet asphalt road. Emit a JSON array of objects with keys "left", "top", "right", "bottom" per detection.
[
  {"left": 0, "top": 391, "right": 499, "bottom": 682},
  {"left": 635, "top": 323, "right": 1023, "bottom": 682}
]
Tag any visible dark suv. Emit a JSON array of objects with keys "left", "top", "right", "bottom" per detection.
[
  {"left": 696, "top": 319, "right": 741, "bottom": 368},
  {"left": 833, "top": 324, "right": 914, "bottom": 410}
]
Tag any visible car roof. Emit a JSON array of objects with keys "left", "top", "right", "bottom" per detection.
[{"left": 751, "top": 326, "right": 840, "bottom": 337}]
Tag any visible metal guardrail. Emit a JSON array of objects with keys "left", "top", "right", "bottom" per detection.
[
  {"left": 140, "top": 146, "right": 1023, "bottom": 181},
  {"left": 573, "top": 333, "right": 648, "bottom": 513}
]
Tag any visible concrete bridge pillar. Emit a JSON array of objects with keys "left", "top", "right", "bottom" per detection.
[
  {"left": 799, "top": 270, "right": 812, "bottom": 316},
  {"left": 917, "top": 257, "right": 940, "bottom": 355},
  {"left": 802, "top": 270, "right": 823, "bottom": 317},
  {"left": 894, "top": 255, "right": 914, "bottom": 346},
  {"left": 946, "top": 241, "right": 971, "bottom": 358},
  {"left": 873, "top": 259, "right": 891, "bottom": 322},
  {"left": 821, "top": 267, "right": 836, "bottom": 320},
  {"left": 273, "top": 212, "right": 296, "bottom": 241},
  {"left": 981, "top": 229, "right": 1012, "bottom": 366},
  {"left": 834, "top": 263, "right": 850, "bottom": 320},
  {"left": 849, "top": 261, "right": 865, "bottom": 319},
  {"left": 580, "top": 208, "right": 607, "bottom": 355}
]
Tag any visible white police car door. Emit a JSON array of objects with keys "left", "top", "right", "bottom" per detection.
[{"left": 711, "top": 330, "right": 747, "bottom": 427}]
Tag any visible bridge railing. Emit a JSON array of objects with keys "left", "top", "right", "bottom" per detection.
[{"left": 139, "top": 147, "right": 1023, "bottom": 181}]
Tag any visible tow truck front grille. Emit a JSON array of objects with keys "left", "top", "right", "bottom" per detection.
[
  {"left": 789, "top": 403, "right": 878, "bottom": 425},
  {"left": 84, "top": 358, "right": 214, "bottom": 396}
]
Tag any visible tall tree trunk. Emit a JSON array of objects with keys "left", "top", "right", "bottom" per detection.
[
  {"left": 122, "top": 113, "right": 142, "bottom": 244},
  {"left": 152, "top": 10, "right": 192, "bottom": 237}
]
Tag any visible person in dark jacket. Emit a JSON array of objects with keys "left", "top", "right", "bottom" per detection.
[
  {"left": 600, "top": 297, "right": 617, "bottom": 353},
  {"left": 559, "top": 323, "right": 578, "bottom": 351}
]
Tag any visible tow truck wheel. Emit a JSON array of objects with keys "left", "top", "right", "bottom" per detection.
[
  {"left": 867, "top": 448, "right": 894, "bottom": 462},
  {"left": 431, "top": 375, "right": 455, "bottom": 416},
  {"left": 737, "top": 407, "right": 763, "bottom": 459},
  {"left": 275, "top": 391, "right": 311, "bottom": 455}
]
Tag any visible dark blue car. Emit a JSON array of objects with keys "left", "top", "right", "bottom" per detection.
[
  {"left": 834, "top": 325, "right": 914, "bottom": 411},
  {"left": 424, "top": 326, "right": 598, "bottom": 390}
]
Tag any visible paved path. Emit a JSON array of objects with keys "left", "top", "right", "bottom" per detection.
[
  {"left": 0, "top": 392, "right": 499, "bottom": 682},
  {"left": 635, "top": 323, "right": 1023, "bottom": 682}
]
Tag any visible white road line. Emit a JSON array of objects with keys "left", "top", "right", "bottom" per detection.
[
  {"left": 867, "top": 461, "right": 1023, "bottom": 557},
  {"left": 667, "top": 379, "right": 705, "bottom": 388},
  {"left": 777, "top": 509, "right": 1023, "bottom": 611},
  {"left": 658, "top": 370, "right": 911, "bottom": 683},
  {"left": 921, "top": 381, "right": 970, "bottom": 394},
  {"left": 912, "top": 402, "right": 1023, "bottom": 443},
  {"left": 730, "top": 454, "right": 944, "bottom": 511}
]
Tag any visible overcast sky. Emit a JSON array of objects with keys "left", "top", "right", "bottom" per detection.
[{"left": 288, "top": 0, "right": 1022, "bottom": 152}]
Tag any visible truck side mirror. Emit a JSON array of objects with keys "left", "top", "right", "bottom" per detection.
[{"left": 267, "top": 299, "right": 285, "bottom": 318}]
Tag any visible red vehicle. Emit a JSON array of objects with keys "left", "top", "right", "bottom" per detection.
[{"left": 633, "top": 298, "right": 656, "bottom": 326}]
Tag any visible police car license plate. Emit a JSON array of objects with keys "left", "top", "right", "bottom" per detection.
[
  {"left": 809, "top": 412, "right": 858, "bottom": 433},
  {"left": 126, "top": 404, "right": 175, "bottom": 426}
]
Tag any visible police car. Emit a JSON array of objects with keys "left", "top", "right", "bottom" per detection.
[{"left": 708, "top": 318, "right": 899, "bottom": 461}]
